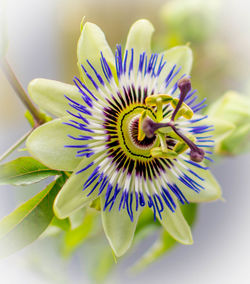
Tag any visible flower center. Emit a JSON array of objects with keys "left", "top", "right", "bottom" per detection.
[
  {"left": 129, "top": 115, "right": 156, "bottom": 149},
  {"left": 117, "top": 104, "right": 158, "bottom": 160}
]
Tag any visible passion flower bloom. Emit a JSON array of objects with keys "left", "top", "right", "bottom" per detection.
[{"left": 26, "top": 19, "right": 221, "bottom": 256}]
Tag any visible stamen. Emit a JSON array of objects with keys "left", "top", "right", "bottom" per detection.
[
  {"left": 171, "top": 125, "right": 205, "bottom": 162},
  {"left": 140, "top": 76, "right": 205, "bottom": 163},
  {"left": 171, "top": 77, "right": 191, "bottom": 121},
  {"left": 145, "top": 94, "right": 172, "bottom": 122}
]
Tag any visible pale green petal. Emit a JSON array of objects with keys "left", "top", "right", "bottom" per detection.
[
  {"left": 188, "top": 114, "right": 235, "bottom": 150},
  {"left": 157, "top": 199, "right": 193, "bottom": 245},
  {"left": 100, "top": 193, "right": 141, "bottom": 257},
  {"left": 125, "top": 19, "right": 155, "bottom": 71},
  {"left": 158, "top": 46, "right": 193, "bottom": 92},
  {"left": 163, "top": 45, "right": 193, "bottom": 75},
  {"left": 28, "top": 79, "right": 82, "bottom": 117},
  {"left": 77, "top": 21, "right": 115, "bottom": 88},
  {"left": 54, "top": 155, "right": 103, "bottom": 219},
  {"left": 26, "top": 118, "right": 83, "bottom": 171},
  {"left": 182, "top": 167, "right": 222, "bottom": 202}
]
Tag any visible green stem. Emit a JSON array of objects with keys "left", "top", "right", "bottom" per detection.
[
  {"left": 0, "top": 129, "right": 33, "bottom": 162},
  {"left": 0, "top": 57, "right": 45, "bottom": 125}
]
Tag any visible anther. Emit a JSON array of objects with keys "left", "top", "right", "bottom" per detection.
[{"left": 172, "top": 125, "right": 205, "bottom": 162}]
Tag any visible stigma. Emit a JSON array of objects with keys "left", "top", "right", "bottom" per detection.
[{"left": 139, "top": 78, "right": 205, "bottom": 162}]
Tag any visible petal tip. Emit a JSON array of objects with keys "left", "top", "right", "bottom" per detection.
[
  {"left": 53, "top": 194, "right": 68, "bottom": 220},
  {"left": 132, "top": 18, "right": 155, "bottom": 31}
]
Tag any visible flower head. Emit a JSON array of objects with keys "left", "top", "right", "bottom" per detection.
[{"left": 26, "top": 19, "right": 221, "bottom": 256}]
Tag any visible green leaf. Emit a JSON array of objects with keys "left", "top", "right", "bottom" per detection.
[
  {"left": 0, "top": 175, "right": 66, "bottom": 257},
  {"left": 100, "top": 192, "right": 141, "bottom": 257},
  {"left": 62, "top": 209, "right": 99, "bottom": 257},
  {"left": 132, "top": 203, "right": 197, "bottom": 271},
  {"left": 0, "top": 157, "right": 60, "bottom": 186},
  {"left": 28, "top": 79, "right": 83, "bottom": 117}
]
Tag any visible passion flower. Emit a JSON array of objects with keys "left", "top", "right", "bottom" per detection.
[{"left": 26, "top": 19, "right": 221, "bottom": 256}]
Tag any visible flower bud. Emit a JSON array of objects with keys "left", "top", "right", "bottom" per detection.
[{"left": 207, "top": 91, "right": 250, "bottom": 155}]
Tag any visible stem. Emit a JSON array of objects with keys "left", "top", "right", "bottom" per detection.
[
  {"left": 0, "top": 128, "right": 33, "bottom": 162},
  {"left": 0, "top": 57, "right": 45, "bottom": 124}
]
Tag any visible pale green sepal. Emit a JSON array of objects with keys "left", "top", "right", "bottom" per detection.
[
  {"left": 100, "top": 193, "right": 141, "bottom": 257},
  {"left": 125, "top": 19, "right": 154, "bottom": 71},
  {"left": 28, "top": 79, "right": 82, "bottom": 117},
  {"left": 156, "top": 199, "right": 193, "bottom": 245},
  {"left": 158, "top": 46, "right": 193, "bottom": 92},
  {"left": 77, "top": 21, "right": 115, "bottom": 89},
  {"left": 26, "top": 118, "right": 84, "bottom": 171},
  {"left": 54, "top": 154, "right": 104, "bottom": 219}
]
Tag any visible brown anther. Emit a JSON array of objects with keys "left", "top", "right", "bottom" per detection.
[{"left": 190, "top": 148, "right": 205, "bottom": 163}]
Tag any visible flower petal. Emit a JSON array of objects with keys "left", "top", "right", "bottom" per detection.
[
  {"left": 28, "top": 79, "right": 82, "bottom": 117},
  {"left": 100, "top": 193, "right": 141, "bottom": 257},
  {"left": 26, "top": 118, "right": 83, "bottom": 171},
  {"left": 54, "top": 154, "right": 104, "bottom": 219},
  {"left": 182, "top": 167, "right": 222, "bottom": 202},
  {"left": 157, "top": 46, "right": 193, "bottom": 93},
  {"left": 125, "top": 19, "right": 155, "bottom": 70},
  {"left": 157, "top": 199, "right": 193, "bottom": 245},
  {"left": 77, "top": 21, "right": 115, "bottom": 88}
]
